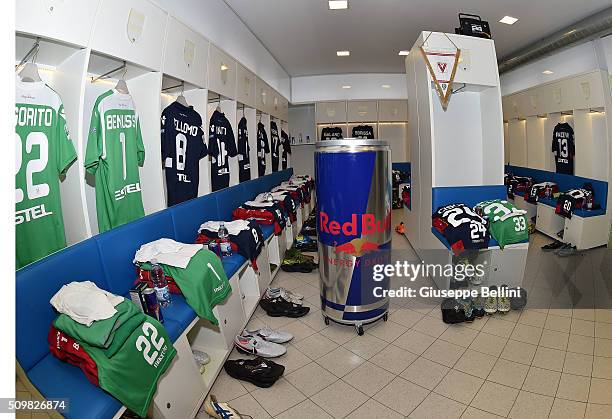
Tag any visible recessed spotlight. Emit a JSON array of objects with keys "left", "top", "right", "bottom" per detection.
[
  {"left": 542, "top": 70, "right": 554, "bottom": 75},
  {"left": 337, "top": 50, "right": 350, "bottom": 57},
  {"left": 328, "top": 0, "right": 348, "bottom": 10},
  {"left": 398, "top": 50, "right": 410, "bottom": 56},
  {"left": 381, "top": 84, "right": 391, "bottom": 89},
  {"left": 499, "top": 16, "right": 518, "bottom": 25},
  {"left": 342, "top": 85, "right": 351, "bottom": 89}
]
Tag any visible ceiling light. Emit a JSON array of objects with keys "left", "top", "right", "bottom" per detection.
[
  {"left": 381, "top": 84, "right": 391, "bottom": 89},
  {"left": 542, "top": 70, "right": 554, "bottom": 75},
  {"left": 342, "top": 85, "right": 351, "bottom": 89},
  {"left": 337, "top": 50, "right": 350, "bottom": 57},
  {"left": 398, "top": 50, "right": 410, "bottom": 56},
  {"left": 220, "top": 64, "right": 229, "bottom": 71},
  {"left": 499, "top": 16, "right": 518, "bottom": 25},
  {"left": 328, "top": 1, "right": 348, "bottom": 10}
]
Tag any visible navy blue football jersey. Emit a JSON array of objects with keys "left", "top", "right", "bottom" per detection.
[
  {"left": 352, "top": 125, "right": 374, "bottom": 139},
  {"left": 257, "top": 122, "right": 270, "bottom": 176},
  {"left": 209, "top": 110, "right": 238, "bottom": 191},
  {"left": 432, "top": 204, "right": 490, "bottom": 253},
  {"left": 161, "top": 101, "right": 207, "bottom": 206},
  {"left": 237, "top": 116, "right": 251, "bottom": 182},
  {"left": 281, "top": 130, "right": 291, "bottom": 170},
  {"left": 552, "top": 123, "right": 575, "bottom": 175},
  {"left": 270, "top": 121, "right": 280, "bottom": 172}
]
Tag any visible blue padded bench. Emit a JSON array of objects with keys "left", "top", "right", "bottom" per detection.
[
  {"left": 431, "top": 185, "right": 529, "bottom": 249},
  {"left": 506, "top": 165, "right": 607, "bottom": 217},
  {"left": 16, "top": 169, "right": 294, "bottom": 419}
]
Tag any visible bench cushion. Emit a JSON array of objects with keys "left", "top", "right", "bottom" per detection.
[
  {"left": 260, "top": 224, "right": 275, "bottom": 239},
  {"left": 169, "top": 193, "right": 219, "bottom": 243},
  {"left": 222, "top": 254, "right": 247, "bottom": 279},
  {"left": 95, "top": 211, "right": 175, "bottom": 296},
  {"left": 28, "top": 354, "right": 122, "bottom": 419},
  {"left": 16, "top": 239, "right": 109, "bottom": 372},
  {"left": 160, "top": 295, "right": 197, "bottom": 335}
]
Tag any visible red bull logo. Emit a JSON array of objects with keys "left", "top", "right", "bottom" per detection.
[
  {"left": 335, "top": 238, "right": 380, "bottom": 257},
  {"left": 319, "top": 211, "right": 391, "bottom": 236}
]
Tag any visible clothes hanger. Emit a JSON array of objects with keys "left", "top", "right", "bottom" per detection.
[
  {"left": 114, "top": 64, "right": 129, "bottom": 94},
  {"left": 216, "top": 96, "right": 221, "bottom": 113},
  {"left": 18, "top": 42, "right": 42, "bottom": 82},
  {"left": 175, "top": 82, "right": 188, "bottom": 106}
]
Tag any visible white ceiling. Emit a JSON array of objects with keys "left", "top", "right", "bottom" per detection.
[{"left": 223, "top": 0, "right": 611, "bottom": 76}]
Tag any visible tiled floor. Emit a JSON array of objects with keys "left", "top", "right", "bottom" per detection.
[{"left": 204, "top": 211, "right": 612, "bottom": 419}]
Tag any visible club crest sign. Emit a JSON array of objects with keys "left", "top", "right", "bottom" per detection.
[{"left": 419, "top": 34, "right": 461, "bottom": 109}]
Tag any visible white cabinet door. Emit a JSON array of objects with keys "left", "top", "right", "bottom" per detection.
[
  {"left": 214, "top": 276, "right": 246, "bottom": 348},
  {"left": 378, "top": 100, "right": 408, "bottom": 122},
  {"left": 315, "top": 101, "right": 347, "bottom": 123},
  {"left": 17, "top": 0, "right": 101, "bottom": 47},
  {"left": 162, "top": 17, "right": 208, "bottom": 88},
  {"left": 347, "top": 100, "right": 378, "bottom": 122},
  {"left": 236, "top": 63, "right": 256, "bottom": 108},
  {"left": 91, "top": 0, "right": 167, "bottom": 70},
  {"left": 208, "top": 44, "right": 237, "bottom": 99}
]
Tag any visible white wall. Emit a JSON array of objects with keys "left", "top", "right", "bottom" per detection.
[
  {"left": 500, "top": 41, "right": 602, "bottom": 95},
  {"left": 154, "top": 0, "right": 290, "bottom": 98},
  {"left": 291, "top": 73, "right": 407, "bottom": 104}
]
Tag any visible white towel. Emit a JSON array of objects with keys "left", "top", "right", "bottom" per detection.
[
  {"left": 134, "top": 238, "right": 202, "bottom": 268},
  {"left": 50, "top": 281, "right": 124, "bottom": 326},
  {"left": 199, "top": 220, "right": 251, "bottom": 235}
]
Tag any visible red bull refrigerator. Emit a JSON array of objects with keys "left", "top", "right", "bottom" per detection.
[{"left": 315, "top": 140, "right": 392, "bottom": 335}]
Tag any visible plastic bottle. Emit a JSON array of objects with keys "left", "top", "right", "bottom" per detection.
[
  {"left": 150, "top": 259, "right": 171, "bottom": 307},
  {"left": 218, "top": 222, "right": 233, "bottom": 257}
]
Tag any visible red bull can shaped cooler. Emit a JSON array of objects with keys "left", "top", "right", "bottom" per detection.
[{"left": 315, "top": 140, "right": 392, "bottom": 334}]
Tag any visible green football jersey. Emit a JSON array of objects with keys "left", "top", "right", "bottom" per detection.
[
  {"left": 15, "top": 80, "right": 77, "bottom": 269},
  {"left": 474, "top": 199, "right": 528, "bottom": 249},
  {"left": 140, "top": 249, "right": 231, "bottom": 325},
  {"left": 85, "top": 90, "right": 145, "bottom": 233}
]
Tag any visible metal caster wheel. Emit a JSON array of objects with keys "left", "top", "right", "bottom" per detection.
[
  {"left": 356, "top": 325, "right": 364, "bottom": 336},
  {"left": 383, "top": 313, "right": 389, "bottom": 321},
  {"left": 324, "top": 316, "right": 330, "bottom": 325}
]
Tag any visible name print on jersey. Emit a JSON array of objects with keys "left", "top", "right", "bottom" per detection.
[
  {"left": 15, "top": 107, "right": 53, "bottom": 127},
  {"left": 106, "top": 114, "right": 137, "bottom": 130}
]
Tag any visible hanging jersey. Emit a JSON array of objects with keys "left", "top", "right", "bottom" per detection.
[
  {"left": 432, "top": 204, "right": 490, "bottom": 254},
  {"left": 85, "top": 90, "right": 145, "bottom": 233},
  {"left": 237, "top": 116, "right": 251, "bottom": 182},
  {"left": 556, "top": 188, "right": 593, "bottom": 218},
  {"left": 352, "top": 125, "right": 374, "bottom": 139},
  {"left": 525, "top": 182, "right": 558, "bottom": 203},
  {"left": 474, "top": 200, "right": 528, "bottom": 249},
  {"left": 281, "top": 130, "right": 291, "bottom": 170},
  {"left": 552, "top": 123, "right": 575, "bottom": 174},
  {"left": 208, "top": 110, "right": 237, "bottom": 191},
  {"left": 161, "top": 101, "right": 207, "bottom": 206},
  {"left": 257, "top": 122, "right": 270, "bottom": 176},
  {"left": 321, "top": 126, "right": 343, "bottom": 141},
  {"left": 270, "top": 121, "right": 280, "bottom": 172},
  {"left": 15, "top": 80, "right": 77, "bottom": 269}
]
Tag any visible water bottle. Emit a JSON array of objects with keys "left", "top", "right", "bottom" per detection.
[
  {"left": 150, "top": 259, "right": 171, "bottom": 307},
  {"left": 218, "top": 222, "right": 233, "bottom": 257}
]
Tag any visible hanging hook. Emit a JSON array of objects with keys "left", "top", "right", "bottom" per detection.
[
  {"left": 91, "top": 61, "right": 127, "bottom": 83},
  {"left": 16, "top": 38, "right": 41, "bottom": 71}
]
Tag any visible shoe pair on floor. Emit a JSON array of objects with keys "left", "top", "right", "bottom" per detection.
[
  {"left": 234, "top": 327, "right": 293, "bottom": 358},
  {"left": 295, "top": 234, "right": 317, "bottom": 252},
  {"left": 265, "top": 286, "right": 303, "bottom": 305},
  {"left": 281, "top": 248, "right": 318, "bottom": 272},
  {"left": 484, "top": 285, "right": 511, "bottom": 314},
  {"left": 541, "top": 240, "right": 579, "bottom": 257},
  {"left": 224, "top": 356, "right": 286, "bottom": 388}
]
